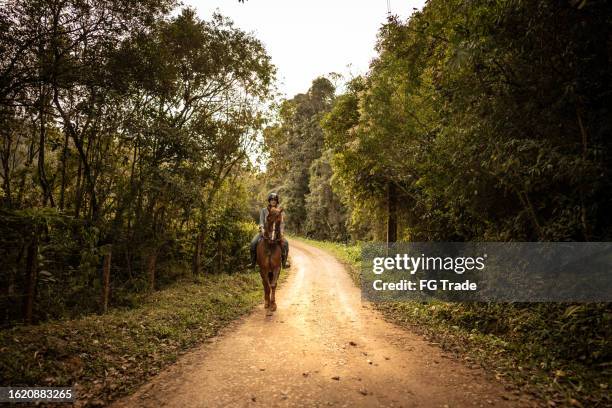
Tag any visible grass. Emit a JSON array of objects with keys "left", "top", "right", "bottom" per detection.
[
  {"left": 295, "top": 236, "right": 611, "bottom": 408},
  {"left": 0, "top": 271, "right": 273, "bottom": 405}
]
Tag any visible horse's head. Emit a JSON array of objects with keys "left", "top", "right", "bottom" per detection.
[{"left": 265, "top": 207, "right": 283, "bottom": 241}]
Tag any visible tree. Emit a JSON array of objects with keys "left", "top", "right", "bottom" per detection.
[
  {"left": 304, "top": 149, "right": 347, "bottom": 240},
  {"left": 264, "top": 77, "right": 335, "bottom": 234}
]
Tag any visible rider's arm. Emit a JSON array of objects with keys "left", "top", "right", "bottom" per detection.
[{"left": 259, "top": 208, "right": 265, "bottom": 233}]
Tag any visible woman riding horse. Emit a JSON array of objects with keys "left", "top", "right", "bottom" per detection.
[
  {"left": 250, "top": 192, "right": 290, "bottom": 268},
  {"left": 255, "top": 204, "right": 285, "bottom": 310}
]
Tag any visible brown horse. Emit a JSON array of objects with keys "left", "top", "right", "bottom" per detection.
[{"left": 256, "top": 206, "right": 284, "bottom": 311}]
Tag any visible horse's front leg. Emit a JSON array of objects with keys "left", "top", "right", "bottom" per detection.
[
  {"left": 261, "top": 270, "right": 271, "bottom": 308},
  {"left": 269, "top": 285, "right": 276, "bottom": 311},
  {"left": 269, "top": 266, "right": 280, "bottom": 311}
]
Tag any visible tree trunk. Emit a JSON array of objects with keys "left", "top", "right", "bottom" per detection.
[
  {"left": 59, "top": 129, "right": 69, "bottom": 210},
  {"left": 15, "top": 136, "right": 36, "bottom": 207},
  {"left": 23, "top": 234, "right": 38, "bottom": 324},
  {"left": 217, "top": 240, "right": 223, "bottom": 273},
  {"left": 576, "top": 106, "right": 591, "bottom": 240},
  {"left": 101, "top": 246, "right": 112, "bottom": 313},
  {"left": 125, "top": 248, "right": 133, "bottom": 279},
  {"left": 387, "top": 182, "right": 398, "bottom": 244},
  {"left": 1, "top": 132, "right": 12, "bottom": 208},
  {"left": 192, "top": 232, "right": 203, "bottom": 275},
  {"left": 53, "top": 90, "right": 96, "bottom": 220},
  {"left": 147, "top": 250, "right": 157, "bottom": 292},
  {"left": 74, "top": 159, "right": 82, "bottom": 218},
  {"left": 38, "top": 85, "right": 54, "bottom": 207}
]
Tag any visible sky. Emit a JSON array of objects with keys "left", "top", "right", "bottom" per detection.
[{"left": 185, "top": 0, "right": 427, "bottom": 98}]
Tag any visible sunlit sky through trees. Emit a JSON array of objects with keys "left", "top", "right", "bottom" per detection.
[{"left": 187, "top": 0, "right": 426, "bottom": 97}]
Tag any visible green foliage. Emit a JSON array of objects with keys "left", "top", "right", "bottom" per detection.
[
  {"left": 0, "top": 209, "right": 101, "bottom": 324},
  {"left": 198, "top": 178, "right": 258, "bottom": 274},
  {"left": 304, "top": 149, "right": 348, "bottom": 241},
  {"left": 263, "top": 77, "right": 338, "bottom": 235},
  {"left": 323, "top": 0, "right": 612, "bottom": 242}
]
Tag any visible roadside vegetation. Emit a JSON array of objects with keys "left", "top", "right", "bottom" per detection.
[{"left": 0, "top": 272, "right": 264, "bottom": 405}]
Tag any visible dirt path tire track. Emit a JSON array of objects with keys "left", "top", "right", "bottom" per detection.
[{"left": 112, "top": 239, "right": 537, "bottom": 408}]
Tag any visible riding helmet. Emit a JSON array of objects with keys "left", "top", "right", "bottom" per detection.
[{"left": 267, "top": 192, "right": 280, "bottom": 203}]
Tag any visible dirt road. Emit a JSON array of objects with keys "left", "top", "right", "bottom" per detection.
[{"left": 113, "top": 239, "right": 535, "bottom": 408}]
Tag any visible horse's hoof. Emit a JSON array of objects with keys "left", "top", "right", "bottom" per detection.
[{"left": 270, "top": 303, "right": 277, "bottom": 311}]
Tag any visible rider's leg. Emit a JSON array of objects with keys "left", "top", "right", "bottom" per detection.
[{"left": 249, "top": 233, "right": 260, "bottom": 267}]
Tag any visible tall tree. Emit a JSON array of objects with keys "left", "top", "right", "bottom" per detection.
[{"left": 264, "top": 77, "right": 335, "bottom": 234}]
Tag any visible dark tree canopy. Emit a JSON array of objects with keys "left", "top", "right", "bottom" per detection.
[{"left": 0, "top": 0, "right": 275, "bottom": 324}]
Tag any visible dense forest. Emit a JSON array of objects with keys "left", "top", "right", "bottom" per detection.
[{"left": 0, "top": 0, "right": 274, "bottom": 325}]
